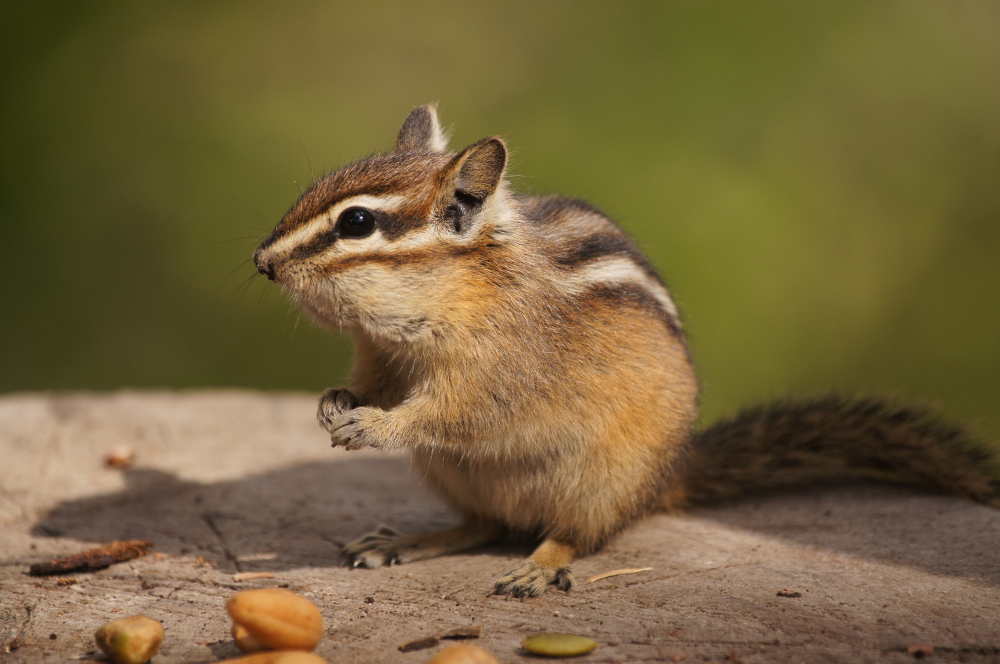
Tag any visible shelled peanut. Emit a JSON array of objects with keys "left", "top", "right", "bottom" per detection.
[
  {"left": 426, "top": 644, "right": 500, "bottom": 664},
  {"left": 226, "top": 588, "right": 324, "bottom": 652},
  {"left": 94, "top": 615, "right": 165, "bottom": 664},
  {"left": 218, "top": 652, "right": 327, "bottom": 664}
]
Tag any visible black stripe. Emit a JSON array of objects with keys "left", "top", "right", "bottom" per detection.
[
  {"left": 554, "top": 233, "right": 666, "bottom": 287},
  {"left": 274, "top": 209, "right": 426, "bottom": 263},
  {"left": 289, "top": 227, "right": 338, "bottom": 261},
  {"left": 523, "top": 195, "right": 607, "bottom": 223},
  {"left": 587, "top": 283, "right": 682, "bottom": 337},
  {"left": 377, "top": 211, "right": 424, "bottom": 240},
  {"left": 259, "top": 183, "right": 396, "bottom": 252},
  {"left": 555, "top": 233, "right": 634, "bottom": 267}
]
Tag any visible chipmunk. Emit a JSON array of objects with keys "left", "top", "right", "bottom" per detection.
[{"left": 253, "top": 104, "right": 1000, "bottom": 597}]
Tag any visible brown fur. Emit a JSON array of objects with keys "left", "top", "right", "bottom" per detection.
[
  {"left": 267, "top": 151, "right": 451, "bottom": 242},
  {"left": 254, "top": 104, "right": 998, "bottom": 597}
]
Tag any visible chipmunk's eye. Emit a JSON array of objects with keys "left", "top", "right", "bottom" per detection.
[{"left": 336, "top": 207, "right": 376, "bottom": 238}]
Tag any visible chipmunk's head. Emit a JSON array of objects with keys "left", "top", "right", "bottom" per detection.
[{"left": 254, "top": 105, "right": 514, "bottom": 345}]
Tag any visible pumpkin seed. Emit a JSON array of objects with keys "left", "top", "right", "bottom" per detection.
[{"left": 521, "top": 633, "right": 598, "bottom": 657}]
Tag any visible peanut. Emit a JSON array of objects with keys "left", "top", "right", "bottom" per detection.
[
  {"left": 94, "top": 615, "right": 165, "bottom": 664},
  {"left": 426, "top": 644, "right": 500, "bottom": 664},
  {"left": 227, "top": 588, "right": 324, "bottom": 651},
  {"left": 218, "top": 652, "right": 327, "bottom": 664}
]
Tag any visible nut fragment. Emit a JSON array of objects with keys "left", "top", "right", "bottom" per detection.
[
  {"left": 522, "top": 633, "right": 598, "bottom": 657},
  {"left": 218, "top": 652, "right": 327, "bottom": 664},
  {"left": 94, "top": 615, "right": 165, "bottom": 664},
  {"left": 103, "top": 446, "right": 136, "bottom": 469},
  {"left": 426, "top": 644, "right": 500, "bottom": 664},
  {"left": 227, "top": 589, "right": 324, "bottom": 651}
]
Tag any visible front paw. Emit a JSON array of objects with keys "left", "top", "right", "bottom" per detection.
[
  {"left": 329, "top": 407, "right": 386, "bottom": 451},
  {"left": 317, "top": 388, "right": 358, "bottom": 433}
]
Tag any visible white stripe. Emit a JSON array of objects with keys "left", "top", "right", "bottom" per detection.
[
  {"left": 265, "top": 194, "right": 406, "bottom": 257},
  {"left": 566, "top": 256, "right": 680, "bottom": 320},
  {"left": 426, "top": 110, "right": 449, "bottom": 152},
  {"left": 312, "top": 218, "right": 447, "bottom": 261}
]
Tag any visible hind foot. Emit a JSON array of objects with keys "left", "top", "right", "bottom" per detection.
[
  {"left": 343, "top": 522, "right": 501, "bottom": 569},
  {"left": 343, "top": 525, "right": 403, "bottom": 568},
  {"left": 494, "top": 561, "right": 575, "bottom": 597},
  {"left": 494, "top": 537, "right": 577, "bottom": 597}
]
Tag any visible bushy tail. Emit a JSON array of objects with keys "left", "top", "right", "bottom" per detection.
[{"left": 676, "top": 396, "right": 1000, "bottom": 508}]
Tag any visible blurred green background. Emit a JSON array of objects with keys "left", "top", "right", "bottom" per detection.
[{"left": 3, "top": 1, "right": 999, "bottom": 439}]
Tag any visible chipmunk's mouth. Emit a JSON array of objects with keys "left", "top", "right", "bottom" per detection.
[
  {"left": 262, "top": 259, "right": 313, "bottom": 293},
  {"left": 252, "top": 247, "right": 277, "bottom": 281},
  {"left": 280, "top": 276, "right": 353, "bottom": 329}
]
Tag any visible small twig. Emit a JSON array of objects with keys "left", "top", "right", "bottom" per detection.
[
  {"left": 398, "top": 625, "right": 482, "bottom": 652},
  {"left": 586, "top": 567, "right": 653, "bottom": 584},
  {"left": 399, "top": 636, "right": 440, "bottom": 653},
  {"left": 233, "top": 572, "right": 275, "bottom": 582},
  {"left": 441, "top": 625, "right": 482, "bottom": 640},
  {"left": 28, "top": 541, "right": 153, "bottom": 576}
]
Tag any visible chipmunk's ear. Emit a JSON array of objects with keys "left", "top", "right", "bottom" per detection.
[
  {"left": 443, "top": 137, "right": 508, "bottom": 201},
  {"left": 396, "top": 104, "right": 448, "bottom": 153}
]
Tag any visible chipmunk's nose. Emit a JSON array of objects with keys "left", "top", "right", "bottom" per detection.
[{"left": 253, "top": 248, "right": 276, "bottom": 281}]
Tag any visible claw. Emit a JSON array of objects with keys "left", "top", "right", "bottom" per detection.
[
  {"left": 343, "top": 525, "right": 404, "bottom": 569},
  {"left": 317, "top": 388, "right": 359, "bottom": 432},
  {"left": 493, "top": 561, "right": 573, "bottom": 597},
  {"left": 554, "top": 567, "right": 576, "bottom": 591}
]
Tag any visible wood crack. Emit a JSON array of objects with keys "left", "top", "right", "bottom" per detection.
[{"left": 201, "top": 512, "right": 243, "bottom": 573}]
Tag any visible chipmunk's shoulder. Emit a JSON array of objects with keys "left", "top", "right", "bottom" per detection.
[{"left": 517, "top": 195, "right": 661, "bottom": 278}]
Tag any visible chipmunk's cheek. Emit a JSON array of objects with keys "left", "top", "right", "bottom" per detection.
[{"left": 268, "top": 262, "right": 297, "bottom": 288}]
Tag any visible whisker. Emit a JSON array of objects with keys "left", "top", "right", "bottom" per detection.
[
  {"left": 229, "top": 257, "right": 254, "bottom": 276},
  {"left": 230, "top": 271, "right": 259, "bottom": 299},
  {"left": 217, "top": 234, "right": 266, "bottom": 244}
]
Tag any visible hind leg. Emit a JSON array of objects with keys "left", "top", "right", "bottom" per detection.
[
  {"left": 344, "top": 520, "right": 500, "bottom": 568},
  {"left": 494, "top": 538, "right": 576, "bottom": 598}
]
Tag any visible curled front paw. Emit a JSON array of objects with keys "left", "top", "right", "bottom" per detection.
[
  {"left": 329, "top": 407, "right": 386, "bottom": 451},
  {"left": 494, "top": 561, "right": 575, "bottom": 598},
  {"left": 317, "top": 388, "right": 358, "bottom": 433}
]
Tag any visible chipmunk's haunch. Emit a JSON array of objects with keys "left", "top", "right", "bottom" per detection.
[{"left": 254, "top": 104, "right": 1000, "bottom": 597}]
